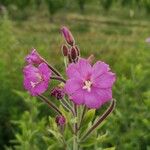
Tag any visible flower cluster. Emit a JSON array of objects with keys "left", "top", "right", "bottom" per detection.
[{"left": 23, "top": 26, "right": 116, "bottom": 149}]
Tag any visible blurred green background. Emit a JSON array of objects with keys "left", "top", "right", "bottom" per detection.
[{"left": 0, "top": 0, "right": 150, "bottom": 149}]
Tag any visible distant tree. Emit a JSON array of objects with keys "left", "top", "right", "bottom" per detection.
[
  {"left": 142, "top": 0, "right": 150, "bottom": 13},
  {"left": 120, "top": 0, "right": 132, "bottom": 6},
  {"left": 34, "top": 0, "right": 42, "bottom": 9},
  {"left": 45, "top": 0, "right": 66, "bottom": 21},
  {"left": 100, "top": 0, "right": 114, "bottom": 11},
  {"left": 15, "top": 0, "right": 31, "bottom": 10},
  {"left": 76, "top": 0, "right": 86, "bottom": 13},
  {"left": 0, "top": 0, "right": 10, "bottom": 6}
]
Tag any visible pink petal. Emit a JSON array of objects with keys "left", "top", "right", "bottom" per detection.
[
  {"left": 78, "top": 58, "right": 92, "bottom": 78},
  {"left": 84, "top": 91, "right": 101, "bottom": 109},
  {"left": 65, "top": 79, "right": 83, "bottom": 95},
  {"left": 31, "top": 82, "right": 48, "bottom": 96},
  {"left": 95, "top": 88, "right": 112, "bottom": 105},
  {"left": 23, "top": 65, "right": 38, "bottom": 77},
  {"left": 66, "top": 63, "right": 81, "bottom": 79},
  {"left": 70, "top": 89, "right": 85, "bottom": 105},
  {"left": 93, "top": 72, "right": 116, "bottom": 88},
  {"left": 24, "top": 78, "right": 32, "bottom": 91},
  {"left": 38, "top": 63, "right": 51, "bottom": 80},
  {"left": 92, "top": 61, "right": 110, "bottom": 79}
]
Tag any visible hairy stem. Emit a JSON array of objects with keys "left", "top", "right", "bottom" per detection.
[
  {"left": 60, "top": 100, "right": 70, "bottom": 112},
  {"left": 73, "top": 135, "right": 78, "bottom": 150},
  {"left": 38, "top": 95, "right": 62, "bottom": 115},
  {"left": 73, "top": 104, "right": 79, "bottom": 150},
  {"left": 51, "top": 76, "right": 66, "bottom": 83},
  {"left": 63, "top": 98, "right": 75, "bottom": 115},
  {"left": 74, "top": 104, "right": 78, "bottom": 134},
  {"left": 80, "top": 99, "right": 116, "bottom": 142},
  {"left": 42, "top": 59, "right": 62, "bottom": 77},
  {"left": 78, "top": 105, "right": 87, "bottom": 130}
]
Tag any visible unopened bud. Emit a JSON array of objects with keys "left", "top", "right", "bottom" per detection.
[
  {"left": 62, "top": 45, "right": 69, "bottom": 56},
  {"left": 70, "top": 46, "right": 78, "bottom": 61},
  {"left": 25, "top": 48, "right": 43, "bottom": 64},
  {"left": 55, "top": 115, "right": 66, "bottom": 126},
  {"left": 68, "top": 52, "right": 73, "bottom": 63},
  {"left": 87, "top": 54, "right": 95, "bottom": 64},
  {"left": 74, "top": 45, "right": 80, "bottom": 56},
  {"left": 51, "top": 87, "right": 65, "bottom": 100},
  {"left": 61, "top": 26, "right": 75, "bottom": 46}
]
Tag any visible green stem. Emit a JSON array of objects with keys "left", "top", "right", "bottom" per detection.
[
  {"left": 73, "top": 104, "right": 79, "bottom": 150},
  {"left": 42, "top": 58, "right": 63, "bottom": 77},
  {"left": 51, "top": 76, "right": 66, "bottom": 83},
  {"left": 78, "top": 105, "right": 87, "bottom": 130},
  {"left": 38, "top": 95, "right": 62, "bottom": 115},
  {"left": 63, "top": 98, "right": 75, "bottom": 115},
  {"left": 60, "top": 100, "right": 71, "bottom": 112},
  {"left": 73, "top": 135, "right": 78, "bottom": 150},
  {"left": 80, "top": 99, "right": 116, "bottom": 142}
]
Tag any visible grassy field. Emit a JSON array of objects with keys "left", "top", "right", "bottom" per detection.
[{"left": 0, "top": 5, "right": 150, "bottom": 149}]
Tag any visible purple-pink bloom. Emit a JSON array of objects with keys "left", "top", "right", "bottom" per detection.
[
  {"left": 26, "top": 49, "right": 43, "bottom": 64},
  {"left": 23, "top": 63, "right": 52, "bottom": 96},
  {"left": 65, "top": 58, "right": 116, "bottom": 109}
]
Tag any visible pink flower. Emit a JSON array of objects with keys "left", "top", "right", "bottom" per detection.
[
  {"left": 65, "top": 58, "right": 116, "bottom": 109},
  {"left": 26, "top": 49, "right": 43, "bottom": 64},
  {"left": 61, "top": 26, "right": 75, "bottom": 46},
  {"left": 23, "top": 63, "right": 52, "bottom": 96}
]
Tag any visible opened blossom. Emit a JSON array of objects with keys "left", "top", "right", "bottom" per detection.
[
  {"left": 23, "top": 63, "right": 51, "bottom": 96},
  {"left": 65, "top": 58, "right": 116, "bottom": 109},
  {"left": 26, "top": 49, "right": 43, "bottom": 64}
]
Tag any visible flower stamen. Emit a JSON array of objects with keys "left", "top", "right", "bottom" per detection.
[
  {"left": 30, "top": 73, "right": 43, "bottom": 88},
  {"left": 83, "top": 80, "right": 92, "bottom": 92}
]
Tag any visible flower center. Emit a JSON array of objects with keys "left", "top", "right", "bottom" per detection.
[
  {"left": 82, "top": 80, "right": 92, "bottom": 92},
  {"left": 30, "top": 73, "right": 43, "bottom": 88}
]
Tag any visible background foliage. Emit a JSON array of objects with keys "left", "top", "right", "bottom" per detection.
[{"left": 0, "top": 0, "right": 150, "bottom": 149}]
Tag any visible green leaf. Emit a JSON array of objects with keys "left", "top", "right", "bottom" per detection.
[
  {"left": 80, "top": 136, "right": 97, "bottom": 147},
  {"left": 83, "top": 109, "right": 95, "bottom": 126},
  {"left": 96, "top": 132, "right": 108, "bottom": 143},
  {"left": 70, "top": 117, "right": 78, "bottom": 124},
  {"left": 48, "top": 129, "right": 62, "bottom": 141}
]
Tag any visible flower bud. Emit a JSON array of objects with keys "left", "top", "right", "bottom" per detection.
[
  {"left": 68, "top": 52, "right": 73, "bottom": 63},
  {"left": 51, "top": 87, "right": 65, "bottom": 100},
  {"left": 87, "top": 54, "right": 95, "bottom": 64},
  {"left": 61, "top": 44, "right": 69, "bottom": 56},
  {"left": 61, "top": 26, "right": 75, "bottom": 46},
  {"left": 70, "top": 46, "right": 78, "bottom": 61},
  {"left": 25, "top": 48, "right": 43, "bottom": 64},
  {"left": 75, "top": 45, "right": 80, "bottom": 56},
  {"left": 55, "top": 115, "right": 66, "bottom": 126}
]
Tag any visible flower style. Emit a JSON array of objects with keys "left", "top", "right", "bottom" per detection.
[
  {"left": 23, "top": 63, "right": 52, "bottom": 96},
  {"left": 65, "top": 58, "right": 116, "bottom": 109},
  {"left": 26, "top": 49, "right": 43, "bottom": 64}
]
